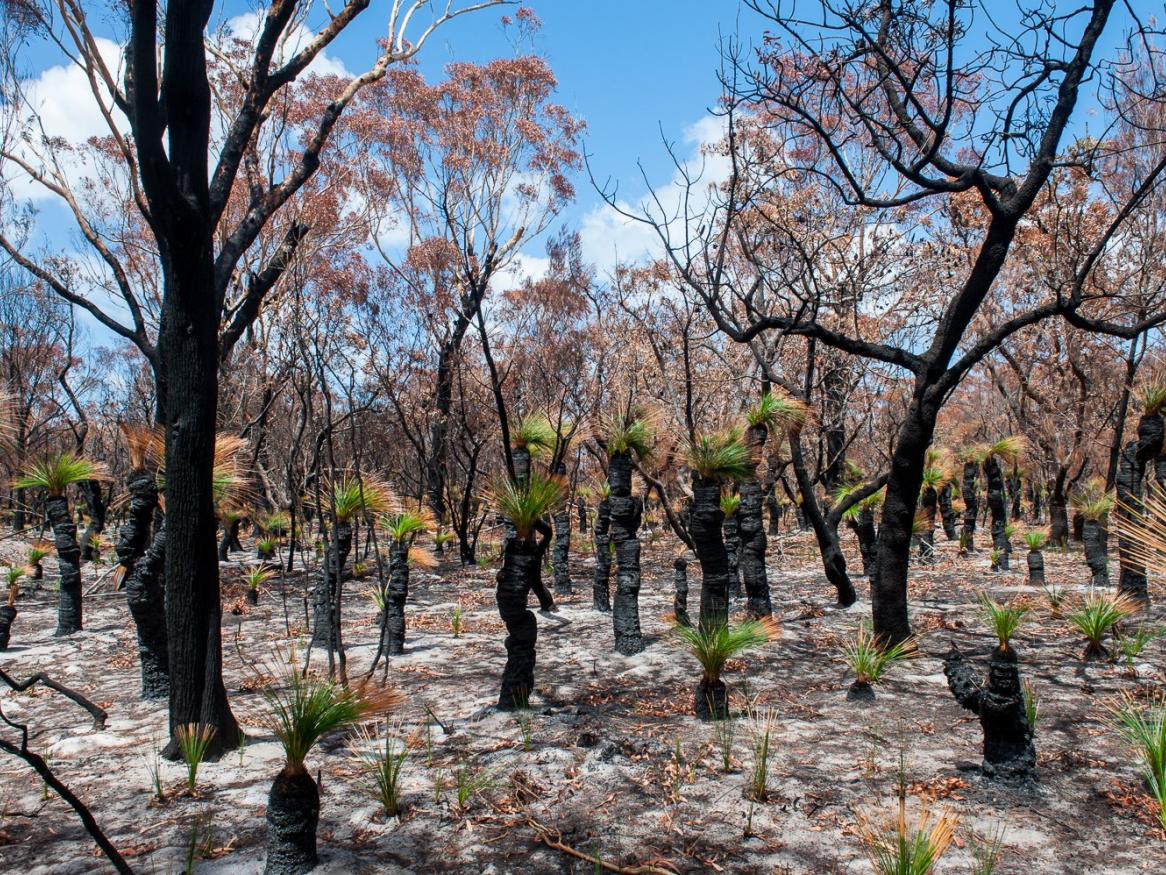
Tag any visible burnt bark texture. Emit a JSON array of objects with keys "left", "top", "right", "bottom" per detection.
[
  {"left": 217, "top": 518, "right": 242, "bottom": 561},
  {"left": 46, "top": 494, "right": 83, "bottom": 636},
  {"left": 790, "top": 432, "right": 855, "bottom": 606},
  {"left": 609, "top": 452, "right": 645, "bottom": 654},
  {"left": 0, "top": 605, "right": 15, "bottom": 649},
  {"left": 944, "top": 645, "right": 1036, "bottom": 784},
  {"left": 1116, "top": 412, "right": 1164, "bottom": 604},
  {"left": 383, "top": 541, "right": 409, "bottom": 655},
  {"left": 125, "top": 523, "right": 170, "bottom": 699},
  {"left": 592, "top": 495, "right": 612, "bottom": 612},
  {"left": 938, "top": 483, "right": 958, "bottom": 540},
  {"left": 695, "top": 676, "right": 728, "bottom": 721},
  {"left": 115, "top": 470, "right": 158, "bottom": 581},
  {"left": 1007, "top": 475, "right": 1023, "bottom": 522},
  {"left": 265, "top": 765, "right": 320, "bottom": 875},
  {"left": 691, "top": 475, "right": 731, "bottom": 631},
  {"left": 673, "top": 555, "right": 690, "bottom": 626},
  {"left": 852, "top": 507, "right": 878, "bottom": 578},
  {"left": 496, "top": 523, "right": 548, "bottom": 710},
  {"left": 961, "top": 460, "right": 979, "bottom": 551},
  {"left": 576, "top": 496, "right": 589, "bottom": 533},
  {"left": 983, "top": 455, "right": 1011, "bottom": 570},
  {"left": 766, "top": 491, "right": 782, "bottom": 535},
  {"left": 1083, "top": 518, "right": 1109, "bottom": 586},
  {"left": 77, "top": 480, "right": 107, "bottom": 562},
  {"left": 552, "top": 502, "right": 572, "bottom": 596},
  {"left": 738, "top": 422, "right": 772, "bottom": 616},
  {"left": 512, "top": 446, "right": 555, "bottom": 612},
  {"left": 918, "top": 485, "right": 938, "bottom": 563},
  {"left": 1027, "top": 549, "right": 1045, "bottom": 588},
  {"left": 1048, "top": 470, "right": 1070, "bottom": 547},
  {"left": 722, "top": 509, "right": 742, "bottom": 599},
  {"left": 311, "top": 521, "right": 351, "bottom": 649}
]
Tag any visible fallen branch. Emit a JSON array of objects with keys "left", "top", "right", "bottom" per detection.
[
  {"left": 527, "top": 818, "right": 679, "bottom": 874},
  {"left": 0, "top": 669, "right": 107, "bottom": 730}
]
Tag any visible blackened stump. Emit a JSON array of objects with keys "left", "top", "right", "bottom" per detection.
[
  {"left": 673, "top": 556, "right": 690, "bottom": 626},
  {"left": 384, "top": 542, "right": 409, "bottom": 655},
  {"left": 125, "top": 524, "right": 170, "bottom": 699},
  {"left": 690, "top": 475, "right": 731, "bottom": 631},
  {"left": 496, "top": 533, "right": 544, "bottom": 710},
  {"left": 609, "top": 452, "right": 645, "bottom": 654},
  {"left": 0, "top": 605, "right": 16, "bottom": 649},
  {"left": 738, "top": 422, "right": 773, "bottom": 616},
  {"left": 265, "top": 765, "right": 320, "bottom": 874},
  {"left": 311, "top": 521, "right": 351, "bottom": 649},
  {"left": 695, "top": 677, "right": 728, "bottom": 721},
  {"left": 46, "top": 494, "right": 83, "bottom": 636},
  {"left": 592, "top": 495, "right": 612, "bottom": 612}
]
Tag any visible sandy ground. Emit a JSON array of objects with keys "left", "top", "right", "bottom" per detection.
[{"left": 1, "top": 524, "right": 1164, "bottom": 874}]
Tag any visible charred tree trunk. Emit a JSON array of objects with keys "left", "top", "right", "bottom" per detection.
[
  {"left": 789, "top": 432, "right": 855, "bottom": 605},
  {"left": 496, "top": 523, "right": 548, "bottom": 710},
  {"left": 552, "top": 501, "right": 572, "bottom": 596},
  {"left": 1007, "top": 475, "right": 1022, "bottom": 522},
  {"left": 961, "top": 460, "right": 979, "bottom": 552},
  {"left": 576, "top": 497, "right": 588, "bottom": 534},
  {"left": 46, "top": 494, "right": 83, "bottom": 636},
  {"left": 1027, "top": 548, "right": 1045, "bottom": 588},
  {"left": 1083, "top": 518, "right": 1109, "bottom": 586},
  {"left": 938, "top": 483, "right": 958, "bottom": 540},
  {"left": 722, "top": 509, "right": 742, "bottom": 599},
  {"left": 311, "top": 522, "right": 351, "bottom": 649},
  {"left": 512, "top": 446, "right": 555, "bottom": 612},
  {"left": 738, "top": 424, "right": 773, "bottom": 617},
  {"left": 592, "top": 495, "right": 612, "bottom": 612},
  {"left": 1116, "top": 412, "right": 1164, "bottom": 604},
  {"left": 1072, "top": 511, "right": 1085, "bottom": 543},
  {"left": 766, "top": 491, "right": 781, "bottom": 535},
  {"left": 383, "top": 541, "right": 409, "bottom": 656},
  {"left": 1048, "top": 470, "right": 1069, "bottom": 548},
  {"left": 78, "top": 480, "right": 107, "bottom": 562},
  {"left": 944, "top": 645, "right": 1036, "bottom": 784},
  {"left": 691, "top": 476, "right": 731, "bottom": 631},
  {"left": 0, "top": 604, "right": 15, "bottom": 649},
  {"left": 115, "top": 470, "right": 158, "bottom": 582},
  {"left": 673, "top": 555, "right": 690, "bottom": 626},
  {"left": 609, "top": 452, "right": 644, "bottom": 654},
  {"left": 983, "top": 456, "right": 1011, "bottom": 570},
  {"left": 695, "top": 675, "right": 728, "bottom": 721},
  {"left": 919, "top": 485, "right": 938, "bottom": 563},
  {"left": 125, "top": 524, "right": 169, "bottom": 699},
  {"left": 852, "top": 508, "right": 879, "bottom": 578},
  {"left": 217, "top": 518, "right": 241, "bottom": 562},
  {"left": 265, "top": 764, "right": 320, "bottom": 875}
]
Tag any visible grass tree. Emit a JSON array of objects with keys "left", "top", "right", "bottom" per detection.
[
  {"left": 959, "top": 447, "right": 982, "bottom": 552},
  {"left": 25, "top": 541, "right": 51, "bottom": 582},
  {"left": 1022, "top": 532, "right": 1047, "bottom": 587},
  {"left": 1067, "top": 592, "right": 1137, "bottom": 660},
  {"left": 1114, "top": 380, "right": 1166, "bottom": 604},
  {"left": 379, "top": 507, "right": 435, "bottom": 655},
  {"left": 1108, "top": 694, "right": 1166, "bottom": 833},
  {"left": 1071, "top": 480, "right": 1114, "bottom": 586},
  {"left": 244, "top": 566, "right": 276, "bottom": 607},
  {"left": 739, "top": 391, "right": 807, "bottom": 616},
  {"left": 591, "top": 480, "right": 613, "bottom": 612},
  {"left": 264, "top": 672, "right": 401, "bottom": 874},
  {"left": 942, "top": 598, "right": 1036, "bottom": 782},
  {"left": 509, "top": 413, "right": 558, "bottom": 612},
  {"left": 983, "top": 438, "right": 1024, "bottom": 570},
  {"left": 673, "top": 616, "right": 777, "bottom": 720},
  {"left": 0, "top": 567, "right": 22, "bottom": 649},
  {"left": 840, "top": 621, "right": 913, "bottom": 702},
  {"left": 687, "top": 429, "right": 755, "bottom": 630},
  {"left": 917, "top": 449, "right": 951, "bottom": 563},
  {"left": 114, "top": 425, "right": 161, "bottom": 584},
  {"left": 492, "top": 470, "right": 565, "bottom": 709},
  {"left": 311, "top": 474, "right": 393, "bottom": 651},
  {"left": 600, "top": 411, "right": 654, "bottom": 654},
  {"left": 14, "top": 453, "right": 111, "bottom": 636},
  {"left": 720, "top": 493, "right": 743, "bottom": 599},
  {"left": 835, "top": 478, "right": 883, "bottom": 579}
]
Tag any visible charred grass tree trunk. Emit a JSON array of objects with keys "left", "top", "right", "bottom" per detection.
[
  {"left": 961, "top": 460, "right": 979, "bottom": 552},
  {"left": 1027, "top": 546, "right": 1045, "bottom": 588},
  {"left": 738, "top": 422, "right": 773, "bottom": 616},
  {"left": 918, "top": 485, "right": 938, "bottom": 563},
  {"left": 938, "top": 483, "right": 958, "bottom": 540},
  {"left": 115, "top": 470, "right": 158, "bottom": 583},
  {"left": 673, "top": 555, "right": 690, "bottom": 626},
  {"left": 78, "top": 480, "right": 107, "bottom": 562},
  {"left": 382, "top": 541, "right": 409, "bottom": 655},
  {"left": 311, "top": 522, "right": 352, "bottom": 649},
  {"left": 722, "top": 507, "right": 742, "bottom": 599},
  {"left": 690, "top": 476, "right": 732, "bottom": 630},
  {"left": 983, "top": 455, "right": 1011, "bottom": 570},
  {"left": 852, "top": 507, "right": 879, "bottom": 578},
  {"left": 46, "top": 494, "right": 83, "bottom": 636},
  {"left": 125, "top": 524, "right": 169, "bottom": 699},
  {"left": 609, "top": 452, "right": 645, "bottom": 654},
  {"left": 1049, "top": 470, "right": 1070, "bottom": 548},
  {"left": 592, "top": 494, "right": 612, "bottom": 612},
  {"left": 265, "top": 763, "right": 320, "bottom": 875},
  {"left": 552, "top": 499, "right": 572, "bottom": 596},
  {"left": 496, "top": 521, "right": 550, "bottom": 710},
  {"left": 1116, "top": 412, "right": 1164, "bottom": 604},
  {"left": 944, "top": 644, "right": 1036, "bottom": 784},
  {"left": 217, "top": 517, "right": 242, "bottom": 561},
  {"left": 1083, "top": 516, "right": 1109, "bottom": 586},
  {"left": 513, "top": 447, "right": 555, "bottom": 612}
]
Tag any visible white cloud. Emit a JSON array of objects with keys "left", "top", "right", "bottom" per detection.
[
  {"left": 497, "top": 252, "right": 551, "bottom": 287},
  {"left": 579, "top": 112, "right": 732, "bottom": 273}
]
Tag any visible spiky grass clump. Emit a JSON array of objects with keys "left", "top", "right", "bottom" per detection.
[
  {"left": 26, "top": 541, "right": 52, "bottom": 565},
  {"left": 1113, "top": 483, "right": 1166, "bottom": 576},
  {"left": 349, "top": 723, "right": 409, "bottom": 817},
  {"left": 382, "top": 507, "right": 436, "bottom": 543},
  {"left": 1140, "top": 380, "right": 1166, "bottom": 416},
  {"left": 15, "top": 454, "right": 111, "bottom": 496},
  {"left": 407, "top": 546, "right": 438, "bottom": 570},
  {"left": 987, "top": 436, "right": 1025, "bottom": 467},
  {"left": 720, "top": 493, "right": 741, "bottom": 518},
  {"left": 1024, "top": 531, "right": 1048, "bottom": 550},
  {"left": 244, "top": 566, "right": 276, "bottom": 591},
  {"left": 256, "top": 512, "right": 291, "bottom": 537},
  {"left": 256, "top": 537, "right": 280, "bottom": 556},
  {"left": 119, "top": 422, "right": 161, "bottom": 471},
  {"left": 600, "top": 411, "right": 653, "bottom": 459},
  {"left": 512, "top": 412, "right": 556, "bottom": 453},
  {"left": 673, "top": 617, "right": 778, "bottom": 683},
  {"left": 1066, "top": 592, "right": 1138, "bottom": 658},
  {"left": 1108, "top": 694, "right": 1166, "bottom": 831},
  {"left": 325, "top": 473, "right": 395, "bottom": 524},
  {"left": 687, "top": 428, "right": 754, "bottom": 482},
  {"left": 491, "top": 471, "right": 566, "bottom": 541},
  {"left": 5, "top": 567, "right": 23, "bottom": 607},
  {"left": 1071, "top": 479, "right": 1114, "bottom": 522},
  {"left": 841, "top": 622, "right": 913, "bottom": 686},
  {"left": 979, "top": 596, "right": 1029, "bottom": 652},
  {"left": 265, "top": 673, "right": 402, "bottom": 771},
  {"left": 746, "top": 391, "right": 808, "bottom": 432},
  {"left": 855, "top": 790, "right": 958, "bottom": 875},
  {"left": 175, "top": 724, "right": 215, "bottom": 792}
]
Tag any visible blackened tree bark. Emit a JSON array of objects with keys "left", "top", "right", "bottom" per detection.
[
  {"left": 311, "top": 522, "right": 352, "bottom": 649},
  {"left": 45, "top": 495, "right": 83, "bottom": 636},
  {"left": 673, "top": 555, "right": 691, "bottom": 626},
  {"left": 512, "top": 445, "right": 555, "bottom": 612},
  {"left": 1026, "top": 544, "right": 1045, "bottom": 587},
  {"left": 115, "top": 469, "right": 158, "bottom": 583},
  {"left": 576, "top": 496, "right": 589, "bottom": 533},
  {"left": 918, "top": 483, "right": 938, "bottom": 563},
  {"left": 1049, "top": 468, "right": 1070, "bottom": 547},
  {"left": 961, "top": 460, "right": 979, "bottom": 552},
  {"left": 77, "top": 480, "right": 107, "bottom": 563},
  {"left": 609, "top": 451, "right": 645, "bottom": 653},
  {"left": 496, "top": 520, "right": 550, "bottom": 710},
  {"left": 592, "top": 492, "right": 612, "bottom": 612},
  {"left": 983, "top": 454, "right": 1011, "bottom": 570},
  {"left": 383, "top": 541, "right": 409, "bottom": 655},
  {"left": 766, "top": 491, "right": 782, "bottom": 535},
  {"left": 722, "top": 503, "right": 743, "bottom": 599},
  {"left": 944, "top": 644, "right": 1036, "bottom": 784},
  {"left": 938, "top": 483, "right": 958, "bottom": 540},
  {"left": 789, "top": 432, "right": 855, "bottom": 605},
  {"left": 217, "top": 516, "right": 242, "bottom": 562},
  {"left": 125, "top": 524, "right": 169, "bottom": 699},
  {"left": 1116, "top": 411, "right": 1164, "bottom": 603},
  {"left": 738, "top": 422, "right": 773, "bottom": 617},
  {"left": 1082, "top": 515, "right": 1109, "bottom": 586},
  {"left": 691, "top": 475, "right": 732, "bottom": 630},
  {"left": 552, "top": 487, "right": 572, "bottom": 596},
  {"left": 1007, "top": 473, "right": 1022, "bottom": 522},
  {"left": 265, "top": 764, "right": 320, "bottom": 874}
]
